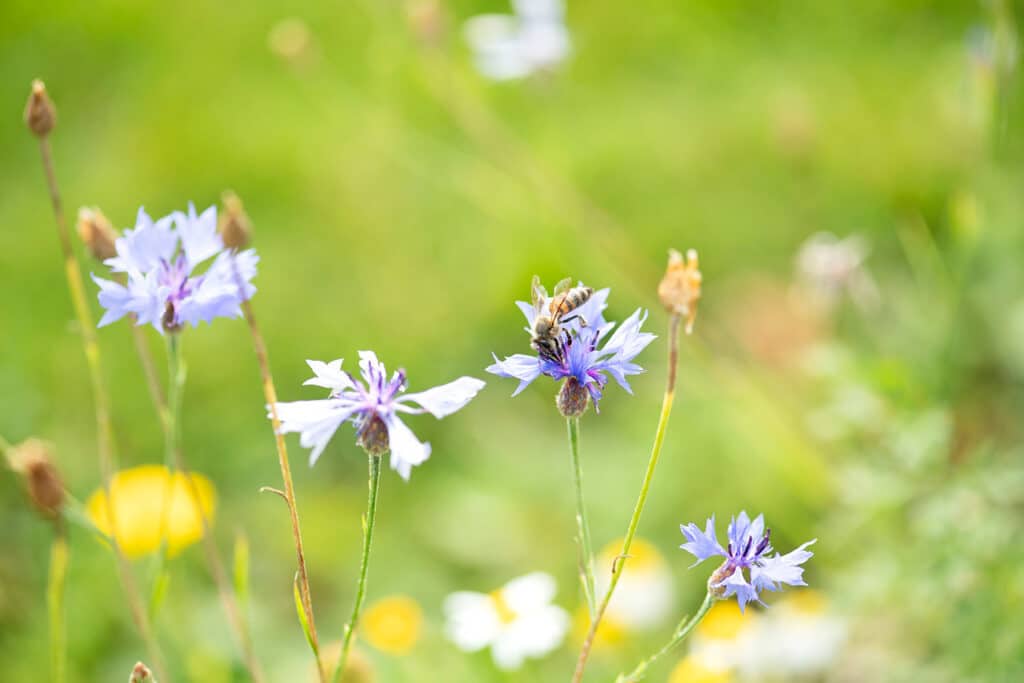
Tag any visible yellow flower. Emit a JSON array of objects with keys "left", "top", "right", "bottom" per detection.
[
  {"left": 362, "top": 595, "right": 423, "bottom": 655},
  {"left": 86, "top": 465, "right": 215, "bottom": 559},
  {"left": 695, "top": 600, "right": 756, "bottom": 641},
  {"left": 570, "top": 605, "right": 628, "bottom": 649},
  {"left": 668, "top": 655, "right": 732, "bottom": 683}
]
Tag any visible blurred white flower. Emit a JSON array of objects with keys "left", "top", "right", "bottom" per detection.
[
  {"left": 795, "top": 232, "right": 879, "bottom": 312},
  {"left": 595, "top": 538, "right": 675, "bottom": 630},
  {"left": 687, "top": 591, "right": 846, "bottom": 680},
  {"left": 443, "top": 571, "right": 569, "bottom": 669},
  {"left": 463, "top": 0, "right": 570, "bottom": 80}
]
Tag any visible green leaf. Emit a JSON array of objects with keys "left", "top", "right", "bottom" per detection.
[{"left": 293, "top": 573, "right": 318, "bottom": 657}]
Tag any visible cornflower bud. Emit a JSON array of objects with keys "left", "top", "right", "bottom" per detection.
[
  {"left": 657, "top": 248, "right": 702, "bottom": 333},
  {"left": 557, "top": 377, "right": 589, "bottom": 418},
  {"left": 6, "top": 438, "right": 64, "bottom": 519},
  {"left": 77, "top": 207, "right": 119, "bottom": 261},
  {"left": 24, "top": 79, "right": 57, "bottom": 137},
  {"left": 219, "top": 191, "right": 252, "bottom": 249}
]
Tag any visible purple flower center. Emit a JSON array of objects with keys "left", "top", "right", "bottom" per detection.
[{"left": 726, "top": 528, "right": 772, "bottom": 571}]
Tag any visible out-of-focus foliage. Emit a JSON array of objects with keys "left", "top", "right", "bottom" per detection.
[{"left": 1, "top": 1, "right": 1022, "bottom": 681}]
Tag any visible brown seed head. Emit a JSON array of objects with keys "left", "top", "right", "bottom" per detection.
[
  {"left": 405, "top": 0, "right": 446, "bottom": 47},
  {"left": 129, "top": 662, "right": 156, "bottom": 683},
  {"left": 657, "top": 248, "right": 702, "bottom": 333},
  {"left": 24, "top": 80, "right": 57, "bottom": 138},
  {"left": 77, "top": 207, "right": 119, "bottom": 261},
  {"left": 357, "top": 414, "right": 390, "bottom": 456},
  {"left": 6, "top": 438, "right": 64, "bottom": 519},
  {"left": 219, "top": 191, "right": 253, "bottom": 249},
  {"left": 557, "top": 377, "right": 589, "bottom": 418}
]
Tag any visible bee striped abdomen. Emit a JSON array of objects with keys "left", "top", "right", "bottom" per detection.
[{"left": 550, "top": 286, "right": 594, "bottom": 315}]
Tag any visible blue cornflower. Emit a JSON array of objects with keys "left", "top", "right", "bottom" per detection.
[
  {"left": 274, "top": 351, "right": 486, "bottom": 480},
  {"left": 487, "top": 285, "right": 655, "bottom": 413},
  {"left": 680, "top": 511, "right": 816, "bottom": 611},
  {"left": 91, "top": 204, "right": 258, "bottom": 333}
]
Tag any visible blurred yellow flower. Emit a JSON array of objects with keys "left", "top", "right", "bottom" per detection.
[
  {"left": 668, "top": 655, "right": 733, "bottom": 683},
  {"left": 571, "top": 604, "right": 627, "bottom": 649},
  {"left": 595, "top": 537, "right": 674, "bottom": 630},
  {"left": 86, "top": 465, "right": 215, "bottom": 559},
  {"left": 362, "top": 595, "right": 423, "bottom": 655},
  {"left": 695, "top": 601, "right": 757, "bottom": 642}
]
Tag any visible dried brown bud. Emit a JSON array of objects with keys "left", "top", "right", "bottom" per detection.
[
  {"left": 129, "top": 662, "right": 157, "bottom": 683},
  {"left": 707, "top": 561, "right": 733, "bottom": 599},
  {"left": 219, "top": 191, "right": 253, "bottom": 249},
  {"left": 24, "top": 80, "right": 57, "bottom": 138},
  {"left": 557, "top": 377, "right": 589, "bottom": 418},
  {"left": 357, "top": 415, "right": 390, "bottom": 456},
  {"left": 77, "top": 207, "right": 119, "bottom": 261},
  {"left": 161, "top": 302, "right": 182, "bottom": 334},
  {"left": 6, "top": 438, "right": 64, "bottom": 519},
  {"left": 657, "top": 248, "right": 702, "bottom": 333},
  {"left": 405, "top": 0, "right": 446, "bottom": 47}
]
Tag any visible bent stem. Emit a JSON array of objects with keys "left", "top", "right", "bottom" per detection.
[
  {"left": 567, "top": 417, "right": 596, "bottom": 617},
  {"left": 333, "top": 453, "right": 382, "bottom": 683},
  {"left": 34, "top": 132, "right": 168, "bottom": 682},
  {"left": 48, "top": 525, "right": 69, "bottom": 683},
  {"left": 155, "top": 334, "right": 265, "bottom": 682},
  {"left": 573, "top": 313, "right": 683, "bottom": 683},
  {"left": 231, "top": 259, "right": 324, "bottom": 681},
  {"left": 617, "top": 593, "right": 715, "bottom": 682}
]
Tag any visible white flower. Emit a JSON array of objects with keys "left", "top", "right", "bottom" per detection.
[
  {"left": 594, "top": 538, "right": 675, "bottom": 630},
  {"left": 463, "top": 0, "right": 570, "bottom": 81},
  {"left": 795, "top": 232, "right": 879, "bottom": 311},
  {"left": 443, "top": 572, "right": 570, "bottom": 670}
]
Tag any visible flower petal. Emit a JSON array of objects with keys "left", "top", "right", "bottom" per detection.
[
  {"left": 398, "top": 377, "right": 486, "bottom": 418},
  {"left": 302, "top": 359, "right": 356, "bottom": 393},
  {"left": 443, "top": 592, "right": 501, "bottom": 652},
  {"left": 501, "top": 572, "right": 558, "bottom": 611},
  {"left": 719, "top": 568, "right": 759, "bottom": 612},
  {"left": 727, "top": 511, "right": 754, "bottom": 553},
  {"left": 274, "top": 398, "right": 360, "bottom": 466},
  {"left": 751, "top": 540, "right": 816, "bottom": 592},
  {"left": 105, "top": 208, "right": 178, "bottom": 274},
  {"left": 176, "top": 203, "right": 223, "bottom": 266},
  {"left": 486, "top": 353, "right": 542, "bottom": 396},
  {"left": 384, "top": 414, "right": 431, "bottom": 480},
  {"left": 680, "top": 515, "right": 726, "bottom": 565}
]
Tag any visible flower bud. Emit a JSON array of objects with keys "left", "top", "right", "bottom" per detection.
[
  {"left": 161, "top": 302, "right": 183, "bottom": 334},
  {"left": 6, "top": 438, "right": 64, "bottom": 519},
  {"left": 77, "top": 207, "right": 119, "bottom": 261},
  {"left": 24, "top": 79, "right": 56, "bottom": 138},
  {"left": 657, "top": 248, "right": 702, "bottom": 333},
  {"left": 219, "top": 191, "right": 252, "bottom": 249},
  {"left": 357, "top": 414, "right": 390, "bottom": 456},
  {"left": 557, "top": 377, "right": 589, "bottom": 418},
  {"left": 129, "top": 662, "right": 156, "bottom": 683},
  {"left": 405, "top": 0, "right": 445, "bottom": 47},
  {"left": 707, "top": 561, "right": 733, "bottom": 599}
]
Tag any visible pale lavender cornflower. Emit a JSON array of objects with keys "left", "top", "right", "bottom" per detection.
[
  {"left": 92, "top": 204, "right": 257, "bottom": 333},
  {"left": 274, "top": 352, "right": 485, "bottom": 479},
  {"left": 680, "top": 511, "right": 816, "bottom": 612},
  {"left": 487, "top": 285, "right": 655, "bottom": 413}
]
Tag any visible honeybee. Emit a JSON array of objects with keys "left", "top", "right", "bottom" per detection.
[{"left": 530, "top": 275, "right": 594, "bottom": 360}]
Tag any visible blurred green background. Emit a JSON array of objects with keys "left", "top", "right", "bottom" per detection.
[{"left": 2, "top": 0, "right": 1023, "bottom": 681}]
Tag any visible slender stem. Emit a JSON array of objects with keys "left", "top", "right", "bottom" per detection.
[
  {"left": 567, "top": 417, "right": 596, "bottom": 617},
  {"left": 231, "top": 259, "right": 324, "bottom": 681},
  {"left": 617, "top": 593, "right": 715, "bottom": 683},
  {"left": 332, "top": 453, "right": 382, "bottom": 683},
  {"left": 130, "top": 319, "right": 166, "bottom": 419},
  {"left": 572, "top": 313, "right": 683, "bottom": 683},
  {"left": 35, "top": 136, "right": 169, "bottom": 682},
  {"left": 48, "top": 525, "right": 69, "bottom": 683},
  {"left": 158, "top": 334, "right": 265, "bottom": 682}
]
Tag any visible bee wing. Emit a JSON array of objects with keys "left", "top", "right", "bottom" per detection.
[
  {"left": 531, "top": 275, "right": 548, "bottom": 311},
  {"left": 552, "top": 277, "right": 572, "bottom": 297}
]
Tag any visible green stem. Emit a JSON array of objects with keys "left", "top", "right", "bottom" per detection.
[
  {"left": 567, "top": 417, "right": 596, "bottom": 617},
  {"left": 573, "top": 313, "right": 683, "bottom": 683},
  {"left": 617, "top": 593, "right": 715, "bottom": 682},
  {"left": 332, "top": 453, "right": 382, "bottom": 683},
  {"left": 151, "top": 333, "right": 185, "bottom": 617},
  {"left": 48, "top": 528, "right": 69, "bottom": 683}
]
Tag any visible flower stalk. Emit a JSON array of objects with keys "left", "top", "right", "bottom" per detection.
[
  {"left": 25, "top": 79, "right": 168, "bottom": 682},
  {"left": 567, "top": 416, "right": 596, "bottom": 617},
  {"left": 572, "top": 312, "right": 684, "bottom": 683},
  {"left": 616, "top": 592, "right": 714, "bottom": 683},
  {"left": 48, "top": 528, "right": 69, "bottom": 683},
  {"left": 159, "top": 333, "right": 266, "bottom": 682},
  {"left": 333, "top": 453, "right": 383, "bottom": 683},
  {"left": 230, "top": 256, "right": 324, "bottom": 681}
]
